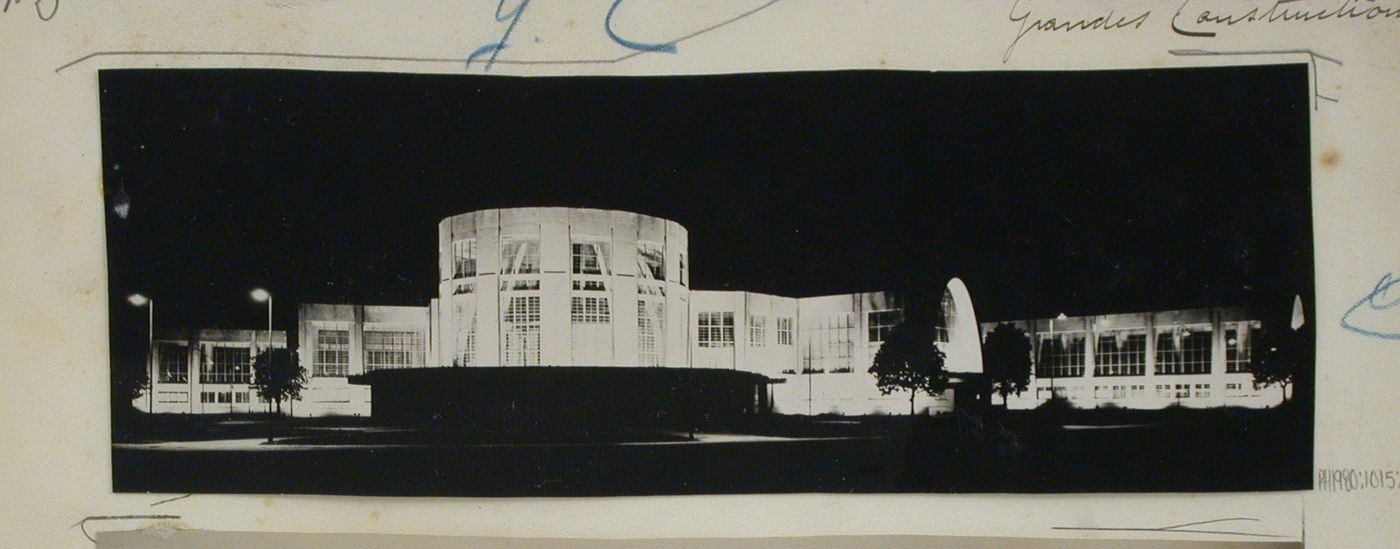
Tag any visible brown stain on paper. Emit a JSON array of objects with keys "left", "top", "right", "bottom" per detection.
[{"left": 1320, "top": 148, "right": 1342, "bottom": 170}]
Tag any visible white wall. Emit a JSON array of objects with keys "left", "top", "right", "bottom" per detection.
[{"left": 434, "top": 207, "right": 690, "bottom": 368}]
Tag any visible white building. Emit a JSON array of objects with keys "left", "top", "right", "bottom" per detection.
[
  {"left": 986, "top": 307, "right": 1282, "bottom": 410},
  {"left": 134, "top": 207, "right": 1281, "bottom": 417},
  {"left": 135, "top": 328, "right": 286, "bottom": 414}
]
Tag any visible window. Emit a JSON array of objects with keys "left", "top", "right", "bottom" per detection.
[
  {"left": 1224, "top": 322, "right": 1258, "bottom": 373},
  {"left": 749, "top": 315, "right": 767, "bottom": 347},
  {"left": 1036, "top": 333, "right": 1086, "bottom": 378},
  {"left": 802, "top": 313, "right": 855, "bottom": 374},
  {"left": 203, "top": 346, "right": 251, "bottom": 384},
  {"left": 364, "top": 330, "right": 425, "bottom": 371},
  {"left": 811, "top": 313, "right": 853, "bottom": 359},
  {"left": 637, "top": 241, "right": 665, "bottom": 281},
  {"left": 934, "top": 289, "right": 957, "bottom": 343},
  {"left": 678, "top": 253, "right": 687, "bottom": 286},
  {"left": 1194, "top": 383, "right": 1211, "bottom": 398},
  {"left": 503, "top": 296, "right": 541, "bottom": 366},
  {"left": 571, "top": 240, "right": 610, "bottom": 275},
  {"left": 452, "top": 282, "right": 475, "bottom": 295},
  {"left": 457, "top": 307, "right": 477, "bottom": 366},
  {"left": 1225, "top": 382, "right": 1251, "bottom": 398},
  {"left": 1097, "top": 385, "right": 1128, "bottom": 400},
  {"left": 235, "top": 392, "right": 249, "bottom": 404},
  {"left": 503, "top": 279, "right": 541, "bottom": 291},
  {"left": 1155, "top": 326, "right": 1212, "bottom": 375},
  {"left": 504, "top": 295, "right": 541, "bottom": 324},
  {"left": 452, "top": 239, "right": 477, "bottom": 278},
  {"left": 157, "top": 342, "right": 189, "bottom": 383},
  {"left": 638, "top": 300, "right": 664, "bottom": 366},
  {"left": 157, "top": 391, "right": 188, "bottom": 404},
  {"left": 867, "top": 309, "right": 901, "bottom": 343},
  {"left": 777, "top": 317, "right": 794, "bottom": 346},
  {"left": 698, "top": 312, "right": 734, "bottom": 348},
  {"left": 504, "top": 325, "right": 540, "bottom": 366},
  {"left": 571, "top": 296, "right": 611, "bottom": 323},
  {"left": 500, "top": 237, "right": 540, "bottom": 274},
  {"left": 314, "top": 329, "right": 350, "bottom": 377},
  {"left": 572, "top": 280, "right": 606, "bottom": 291},
  {"left": 1093, "top": 331, "right": 1147, "bottom": 376}
]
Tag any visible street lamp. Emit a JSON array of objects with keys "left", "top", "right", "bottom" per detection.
[
  {"left": 1048, "top": 312, "right": 1068, "bottom": 399},
  {"left": 128, "top": 294, "right": 153, "bottom": 414},
  {"left": 251, "top": 289, "right": 272, "bottom": 415}
]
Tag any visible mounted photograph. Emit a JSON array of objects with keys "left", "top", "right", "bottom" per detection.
[{"left": 103, "top": 66, "right": 1314, "bottom": 496}]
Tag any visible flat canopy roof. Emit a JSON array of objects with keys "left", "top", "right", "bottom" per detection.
[{"left": 350, "top": 366, "right": 772, "bottom": 386}]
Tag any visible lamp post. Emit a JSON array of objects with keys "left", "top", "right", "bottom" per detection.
[
  {"left": 251, "top": 289, "right": 272, "bottom": 415},
  {"left": 128, "top": 294, "right": 153, "bottom": 414},
  {"left": 1048, "top": 312, "right": 1067, "bottom": 399}
]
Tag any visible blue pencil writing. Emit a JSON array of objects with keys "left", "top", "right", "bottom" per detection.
[
  {"left": 1340, "top": 272, "right": 1400, "bottom": 340},
  {"left": 466, "top": 0, "right": 531, "bottom": 71}
]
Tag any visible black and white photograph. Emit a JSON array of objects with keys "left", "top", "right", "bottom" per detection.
[{"left": 104, "top": 65, "right": 1314, "bottom": 496}]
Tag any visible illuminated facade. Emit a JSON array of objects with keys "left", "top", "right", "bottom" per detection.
[
  {"left": 430, "top": 208, "right": 692, "bottom": 370},
  {"left": 135, "top": 329, "right": 286, "bottom": 414},
  {"left": 135, "top": 207, "right": 1277, "bottom": 417},
  {"left": 985, "top": 308, "right": 1283, "bottom": 410}
]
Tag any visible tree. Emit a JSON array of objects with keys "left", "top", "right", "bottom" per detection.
[
  {"left": 111, "top": 357, "right": 149, "bottom": 430},
  {"left": 869, "top": 319, "right": 949, "bottom": 415},
  {"left": 251, "top": 348, "right": 307, "bottom": 416},
  {"left": 1251, "top": 327, "right": 1309, "bottom": 404},
  {"left": 982, "top": 322, "right": 1032, "bottom": 407}
]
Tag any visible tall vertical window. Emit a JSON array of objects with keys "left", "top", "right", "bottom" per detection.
[
  {"left": 458, "top": 310, "right": 477, "bottom": 366},
  {"left": 1093, "top": 330, "right": 1147, "bottom": 376},
  {"left": 364, "top": 330, "right": 425, "bottom": 371},
  {"left": 1036, "top": 333, "right": 1085, "bottom": 378},
  {"left": 934, "top": 289, "right": 957, "bottom": 343},
  {"left": 698, "top": 312, "right": 734, "bottom": 348},
  {"left": 452, "top": 239, "right": 477, "bottom": 278},
  {"left": 1224, "top": 322, "right": 1257, "bottom": 373},
  {"left": 802, "top": 313, "right": 854, "bottom": 373},
  {"left": 203, "top": 346, "right": 251, "bottom": 384},
  {"left": 749, "top": 315, "right": 768, "bottom": 347},
  {"left": 503, "top": 295, "right": 541, "bottom": 365},
  {"left": 867, "top": 309, "right": 901, "bottom": 343},
  {"left": 570, "top": 296, "right": 611, "bottom": 323},
  {"left": 571, "top": 240, "right": 611, "bottom": 275},
  {"left": 777, "top": 317, "right": 794, "bottom": 346},
  {"left": 1155, "top": 325, "right": 1212, "bottom": 375},
  {"left": 637, "top": 241, "right": 665, "bottom": 281},
  {"left": 500, "top": 237, "right": 540, "bottom": 275},
  {"left": 638, "top": 300, "right": 664, "bottom": 366},
  {"left": 678, "top": 253, "right": 687, "bottom": 286},
  {"left": 314, "top": 329, "right": 350, "bottom": 377},
  {"left": 157, "top": 342, "right": 189, "bottom": 383}
]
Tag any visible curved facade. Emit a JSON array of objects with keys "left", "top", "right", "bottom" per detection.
[{"left": 431, "top": 208, "right": 690, "bottom": 368}]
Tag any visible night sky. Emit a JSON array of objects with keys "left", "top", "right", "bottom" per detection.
[{"left": 101, "top": 66, "right": 1313, "bottom": 360}]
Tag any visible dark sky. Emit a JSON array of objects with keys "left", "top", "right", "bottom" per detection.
[{"left": 101, "top": 66, "right": 1312, "bottom": 357}]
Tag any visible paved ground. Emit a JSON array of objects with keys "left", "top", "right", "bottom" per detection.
[
  {"left": 112, "top": 429, "right": 862, "bottom": 451},
  {"left": 111, "top": 407, "right": 1312, "bottom": 496}
]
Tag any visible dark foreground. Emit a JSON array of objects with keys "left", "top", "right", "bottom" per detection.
[{"left": 113, "top": 404, "right": 1311, "bottom": 496}]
